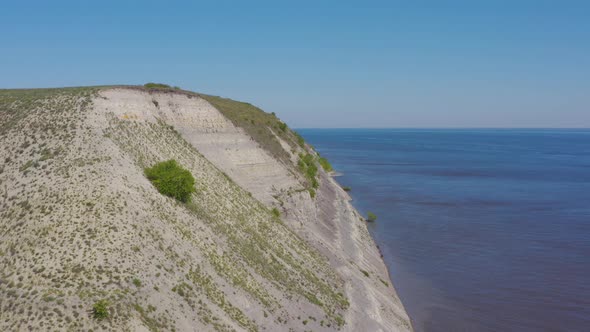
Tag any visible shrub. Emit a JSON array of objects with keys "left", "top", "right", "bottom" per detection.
[
  {"left": 144, "top": 82, "right": 172, "bottom": 89},
  {"left": 309, "top": 188, "right": 316, "bottom": 198},
  {"left": 145, "top": 160, "right": 196, "bottom": 203},
  {"left": 278, "top": 122, "right": 288, "bottom": 132},
  {"left": 318, "top": 157, "right": 333, "bottom": 172},
  {"left": 271, "top": 207, "right": 280, "bottom": 218},
  {"left": 92, "top": 299, "right": 109, "bottom": 319},
  {"left": 367, "top": 212, "right": 377, "bottom": 222},
  {"left": 132, "top": 278, "right": 142, "bottom": 287},
  {"left": 342, "top": 186, "right": 351, "bottom": 192},
  {"left": 294, "top": 131, "right": 305, "bottom": 148},
  {"left": 299, "top": 153, "right": 318, "bottom": 183}
]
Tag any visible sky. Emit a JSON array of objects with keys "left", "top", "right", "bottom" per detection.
[{"left": 1, "top": 1, "right": 589, "bottom": 128}]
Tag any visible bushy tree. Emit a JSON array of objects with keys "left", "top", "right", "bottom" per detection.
[{"left": 145, "top": 160, "right": 196, "bottom": 203}]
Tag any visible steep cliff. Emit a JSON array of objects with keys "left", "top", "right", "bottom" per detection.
[{"left": 0, "top": 86, "right": 411, "bottom": 331}]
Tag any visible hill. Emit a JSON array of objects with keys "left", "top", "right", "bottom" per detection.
[{"left": 0, "top": 86, "right": 411, "bottom": 331}]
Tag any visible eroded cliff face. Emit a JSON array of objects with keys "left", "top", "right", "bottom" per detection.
[{"left": 0, "top": 86, "right": 411, "bottom": 331}]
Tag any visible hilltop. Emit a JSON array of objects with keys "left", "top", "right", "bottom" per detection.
[{"left": 0, "top": 85, "right": 411, "bottom": 331}]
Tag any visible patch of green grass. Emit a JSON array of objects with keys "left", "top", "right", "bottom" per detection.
[
  {"left": 293, "top": 131, "right": 306, "bottom": 148},
  {"left": 360, "top": 269, "right": 370, "bottom": 277},
  {"left": 144, "top": 160, "right": 196, "bottom": 202},
  {"left": 318, "top": 157, "right": 333, "bottom": 172},
  {"left": 92, "top": 299, "right": 109, "bottom": 320},
  {"left": 367, "top": 211, "right": 377, "bottom": 222},
  {"left": 308, "top": 188, "right": 316, "bottom": 198},
  {"left": 271, "top": 207, "right": 280, "bottom": 218},
  {"left": 199, "top": 94, "right": 303, "bottom": 165},
  {"left": 0, "top": 87, "right": 96, "bottom": 137},
  {"left": 144, "top": 82, "right": 172, "bottom": 89},
  {"left": 342, "top": 186, "right": 351, "bottom": 192},
  {"left": 299, "top": 153, "right": 319, "bottom": 189},
  {"left": 132, "top": 278, "right": 142, "bottom": 287}
]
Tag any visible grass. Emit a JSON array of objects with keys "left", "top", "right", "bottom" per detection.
[
  {"left": 308, "top": 188, "right": 316, "bottom": 198},
  {"left": 92, "top": 299, "right": 109, "bottom": 319},
  {"left": 367, "top": 212, "right": 377, "bottom": 222},
  {"left": 198, "top": 94, "right": 304, "bottom": 166},
  {"left": 318, "top": 157, "right": 333, "bottom": 172},
  {"left": 143, "top": 82, "right": 181, "bottom": 90},
  {"left": 298, "top": 153, "right": 319, "bottom": 189},
  {"left": 271, "top": 207, "right": 280, "bottom": 218},
  {"left": 0, "top": 87, "right": 96, "bottom": 137}
]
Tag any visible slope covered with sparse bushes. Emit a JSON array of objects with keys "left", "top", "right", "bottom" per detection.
[{"left": 0, "top": 86, "right": 411, "bottom": 332}]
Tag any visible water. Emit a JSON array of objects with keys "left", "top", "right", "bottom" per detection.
[{"left": 297, "top": 128, "right": 590, "bottom": 332}]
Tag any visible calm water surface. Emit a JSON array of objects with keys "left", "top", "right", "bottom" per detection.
[{"left": 298, "top": 129, "right": 590, "bottom": 332}]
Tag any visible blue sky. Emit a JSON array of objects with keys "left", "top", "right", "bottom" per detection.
[{"left": 1, "top": 1, "right": 589, "bottom": 127}]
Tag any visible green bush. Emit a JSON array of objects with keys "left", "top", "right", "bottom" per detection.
[
  {"left": 294, "top": 131, "right": 305, "bottom": 148},
  {"left": 342, "top": 186, "right": 351, "bottom": 192},
  {"left": 318, "top": 157, "right": 333, "bottom": 172},
  {"left": 92, "top": 299, "right": 109, "bottom": 319},
  {"left": 367, "top": 212, "right": 377, "bottom": 222},
  {"left": 145, "top": 160, "right": 196, "bottom": 203},
  {"left": 144, "top": 82, "right": 172, "bottom": 89},
  {"left": 271, "top": 207, "right": 280, "bottom": 218},
  {"left": 299, "top": 154, "right": 318, "bottom": 182}
]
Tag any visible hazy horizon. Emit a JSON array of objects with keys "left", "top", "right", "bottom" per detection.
[{"left": 2, "top": 1, "right": 589, "bottom": 128}]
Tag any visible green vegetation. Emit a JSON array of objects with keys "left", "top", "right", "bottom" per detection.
[
  {"left": 318, "top": 157, "right": 333, "bottom": 172},
  {"left": 367, "top": 211, "right": 377, "bottom": 222},
  {"left": 271, "top": 207, "right": 280, "bottom": 218},
  {"left": 133, "top": 304, "right": 164, "bottom": 332},
  {"left": 132, "top": 278, "right": 142, "bottom": 287},
  {"left": 92, "top": 299, "right": 109, "bottom": 319},
  {"left": 294, "top": 131, "right": 306, "bottom": 148},
  {"left": 0, "top": 87, "right": 95, "bottom": 137},
  {"left": 199, "top": 94, "right": 303, "bottom": 166},
  {"left": 342, "top": 186, "right": 351, "bottom": 192},
  {"left": 144, "top": 160, "right": 196, "bottom": 203},
  {"left": 144, "top": 82, "right": 172, "bottom": 89},
  {"left": 278, "top": 122, "right": 288, "bottom": 132},
  {"left": 360, "top": 269, "right": 370, "bottom": 277},
  {"left": 298, "top": 153, "right": 319, "bottom": 189}
]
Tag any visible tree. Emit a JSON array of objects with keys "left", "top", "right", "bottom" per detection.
[{"left": 145, "top": 160, "right": 196, "bottom": 203}]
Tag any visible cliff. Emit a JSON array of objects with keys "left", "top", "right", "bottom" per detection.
[{"left": 0, "top": 86, "right": 411, "bottom": 331}]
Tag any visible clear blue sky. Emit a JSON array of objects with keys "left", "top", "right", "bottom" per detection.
[{"left": 1, "top": 1, "right": 589, "bottom": 127}]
